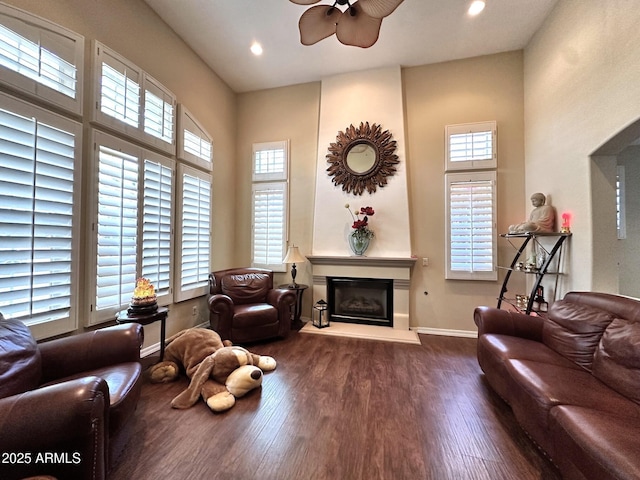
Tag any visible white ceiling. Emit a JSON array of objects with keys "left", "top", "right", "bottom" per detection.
[{"left": 144, "top": 0, "right": 559, "bottom": 93}]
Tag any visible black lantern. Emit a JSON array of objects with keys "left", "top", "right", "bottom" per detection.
[{"left": 313, "top": 299, "right": 329, "bottom": 328}]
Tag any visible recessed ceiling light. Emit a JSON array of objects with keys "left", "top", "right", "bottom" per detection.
[
  {"left": 250, "top": 42, "right": 263, "bottom": 56},
  {"left": 468, "top": 0, "right": 486, "bottom": 16}
]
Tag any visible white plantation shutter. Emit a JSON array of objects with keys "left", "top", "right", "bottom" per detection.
[
  {"left": 252, "top": 183, "right": 287, "bottom": 268},
  {"left": 0, "top": 4, "right": 83, "bottom": 114},
  {"left": 98, "top": 50, "right": 140, "bottom": 128},
  {"left": 177, "top": 104, "right": 212, "bottom": 170},
  {"left": 445, "top": 121, "right": 496, "bottom": 171},
  {"left": 252, "top": 141, "right": 288, "bottom": 181},
  {"left": 175, "top": 164, "right": 211, "bottom": 302},
  {"left": 143, "top": 75, "right": 175, "bottom": 153},
  {"left": 446, "top": 172, "right": 497, "bottom": 280},
  {"left": 94, "top": 143, "right": 139, "bottom": 316},
  {"left": 0, "top": 92, "right": 81, "bottom": 339},
  {"left": 142, "top": 157, "right": 174, "bottom": 304},
  {"left": 251, "top": 141, "right": 288, "bottom": 271},
  {"left": 93, "top": 42, "right": 176, "bottom": 154}
]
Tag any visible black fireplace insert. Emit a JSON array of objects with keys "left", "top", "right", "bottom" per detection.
[{"left": 327, "top": 277, "right": 393, "bottom": 327}]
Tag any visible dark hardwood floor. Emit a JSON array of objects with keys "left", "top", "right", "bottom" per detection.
[{"left": 110, "top": 330, "right": 561, "bottom": 480}]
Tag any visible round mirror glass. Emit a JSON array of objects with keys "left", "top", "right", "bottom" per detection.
[{"left": 346, "top": 142, "right": 376, "bottom": 173}]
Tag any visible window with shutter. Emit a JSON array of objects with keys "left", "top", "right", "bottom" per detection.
[
  {"left": 177, "top": 104, "right": 212, "bottom": 170},
  {"left": 94, "top": 141, "right": 139, "bottom": 318},
  {"left": 93, "top": 42, "right": 176, "bottom": 154},
  {"left": 251, "top": 141, "right": 288, "bottom": 271},
  {"left": 446, "top": 171, "right": 497, "bottom": 280},
  {"left": 94, "top": 44, "right": 140, "bottom": 134},
  {"left": 0, "top": 3, "right": 84, "bottom": 115},
  {"left": 445, "top": 121, "right": 497, "bottom": 171},
  {"left": 252, "top": 183, "right": 287, "bottom": 268},
  {"left": 0, "top": 92, "right": 81, "bottom": 339},
  {"left": 142, "top": 155, "right": 174, "bottom": 305},
  {"left": 89, "top": 130, "right": 174, "bottom": 324},
  {"left": 175, "top": 164, "right": 211, "bottom": 302},
  {"left": 143, "top": 75, "right": 175, "bottom": 153}
]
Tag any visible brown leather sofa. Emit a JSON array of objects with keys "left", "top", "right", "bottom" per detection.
[
  {"left": 474, "top": 292, "right": 640, "bottom": 480},
  {"left": 0, "top": 315, "right": 143, "bottom": 480},
  {"left": 208, "top": 267, "right": 296, "bottom": 344}
]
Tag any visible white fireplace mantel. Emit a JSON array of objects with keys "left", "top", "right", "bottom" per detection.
[{"left": 307, "top": 256, "right": 417, "bottom": 269}]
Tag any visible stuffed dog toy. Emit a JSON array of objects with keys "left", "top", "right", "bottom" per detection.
[{"left": 148, "top": 328, "right": 276, "bottom": 412}]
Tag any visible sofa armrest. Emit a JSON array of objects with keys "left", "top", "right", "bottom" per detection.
[
  {"left": 0, "top": 376, "right": 109, "bottom": 480},
  {"left": 39, "top": 324, "right": 143, "bottom": 383},
  {"left": 474, "top": 306, "right": 544, "bottom": 342},
  {"left": 208, "top": 294, "right": 234, "bottom": 341}
]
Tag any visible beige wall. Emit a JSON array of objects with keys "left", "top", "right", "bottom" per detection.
[
  {"left": 236, "top": 82, "right": 321, "bottom": 315},
  {"left": 403, "top": 51, "right": 526, "bottom": 333},
  {"left": 238, "top": 51, "right": 526, "bottom": 333},
  {"left": 524, "top": 0, "right": 640, "bottom": 295},
  {"left": 6, "top": 0, "right": 237, "bottom": 346}
]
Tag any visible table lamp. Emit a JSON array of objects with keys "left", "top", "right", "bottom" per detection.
[{"left": 282, "top": 245, "right": 306, "bottom": 288}]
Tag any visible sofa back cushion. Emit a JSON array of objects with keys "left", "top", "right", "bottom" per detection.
[
  {"left": 592, "top": 318, "right": 640, "bottom": 405},
  {"left": 543, "top": 300, "right": 615, "bottom": 371},
  {"left": 221, "top": 273, "right": 271, "bottom": 305},
  {"left": 0, "top": 317, "right": 42, "bottom": 399}
]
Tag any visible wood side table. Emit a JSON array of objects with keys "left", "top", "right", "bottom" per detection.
[
  {"left": 279, "top": 283, "right": 308, "bottom": 330},
  {"left": 116, "top": 306, "right": 168, "bottom": 361}
]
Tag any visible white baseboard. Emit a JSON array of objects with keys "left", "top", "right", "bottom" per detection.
[{"left": 411, "top": 327, "right": 478, "bottom": 338}]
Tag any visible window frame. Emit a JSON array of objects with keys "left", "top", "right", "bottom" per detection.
[
  {"left": 174, "top": 163, "right": 211, "bottom": 302},
  {"left": 0, "top": 2, "right": 84, "bottom": 115},
  {"left": 251, "top": 140, "right": 289, "bottom": 272},
  {"left": 445, "top": 121, "right": 497, "bottom": 171},
  {"left": 445, "top": 170, "right": 497, "bottom": 281},
  {"left": 177, "top": 104, "right": 213, "bottom": 171},
  {"left": 92, "top": 41, "right": 176, "bottom": 155},
  {"left": 0, "top": 91, "right": 82, "bottom": 339}
]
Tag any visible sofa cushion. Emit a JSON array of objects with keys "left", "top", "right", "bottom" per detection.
[
  {"left": 592, "top": 318, "right": 640, "bottom": 405},
  {"left": 478, "top": 334, "right": 581, "bottom": 405},
  {"left": 543, "top": 300, "right": 616, "bottom": 371},
  {"left": 0, "top": 318, "right": 42, "bottom": 399},
  {"left": 505, "top": 359, "right": 640, "bottom": 456},
  {"left": 221, "top": 273, "right": 271, "bottom": 305},
  {"left": 551, "top": 405, "right": 640, "bottom": 480}
]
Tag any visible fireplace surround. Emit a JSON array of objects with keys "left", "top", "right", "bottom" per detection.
[{"left": 327, "top": 277, "right": 393, "bottom": 327}]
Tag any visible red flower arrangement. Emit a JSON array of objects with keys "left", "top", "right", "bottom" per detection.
[{"left": 345, "top": 204, "right": 375, "bottom": 240}]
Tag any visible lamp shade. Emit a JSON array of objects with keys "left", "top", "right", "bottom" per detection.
[{"left": 282, "top": 246, "right": 306, "bottom": 264}]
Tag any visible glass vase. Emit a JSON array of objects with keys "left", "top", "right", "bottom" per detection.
[{"left": 348, "top": 234, "right": 370, "bottom": 256}]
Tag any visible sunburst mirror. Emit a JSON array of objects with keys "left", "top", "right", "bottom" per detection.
[{"left": 326, "top": 122, "right": 399, "bottom": 195}]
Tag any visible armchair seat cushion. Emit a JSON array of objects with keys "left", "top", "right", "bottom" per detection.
[{"left": 233, "top": 303, "right": 278, "bottom": 328}]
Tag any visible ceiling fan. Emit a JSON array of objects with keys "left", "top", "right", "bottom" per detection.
[{"left": 289, "top": 0, "right": 405, "bottom": 48}]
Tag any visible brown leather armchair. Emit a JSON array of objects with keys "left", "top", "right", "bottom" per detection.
[
  {"left": 208, "top": 267, "right": 296, "bottom": 344},
  {"left": 0, "top": 315, "right": 143, "bottom": 480}
]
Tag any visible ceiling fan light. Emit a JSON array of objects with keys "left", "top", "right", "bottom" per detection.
[
  {"left": 299, "top": 5, "right": 342, "bottom": 45},
  {"left": 358, "top": 0, "right": 404, "bottom": 19},
  {"left": 335, "top": 2, "right": 382, "bottom": 48},
  {"left": 468, "top": 1, "right": 486, "bottom": 16}
]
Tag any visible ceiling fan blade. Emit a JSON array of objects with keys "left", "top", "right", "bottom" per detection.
[
  {"left": 359, "top": 0, "right": 404, "bottom": 18},
  {"left": 289, "top": 0, "right": 322, "bottom": 5},
  {"left": 299, "top": 5, "right": 342, "bottom": 46},
  {"left": 336, "top": 2, "right": 382, "bottom": 48}
]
